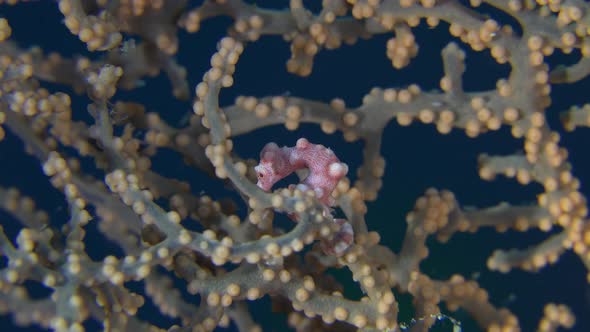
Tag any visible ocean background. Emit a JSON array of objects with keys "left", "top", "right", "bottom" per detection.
[{"left": 1, "top": 1, "right": 589, "bottom": 331}]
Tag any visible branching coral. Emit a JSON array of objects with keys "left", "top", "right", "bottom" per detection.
[{"left": 0, "top": 0, "right": 589, "bottom": 332}]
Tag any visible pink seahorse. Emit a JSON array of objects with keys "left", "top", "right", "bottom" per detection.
[{"left": 254, "top": 138, "right": 354, "bottom": 256}]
